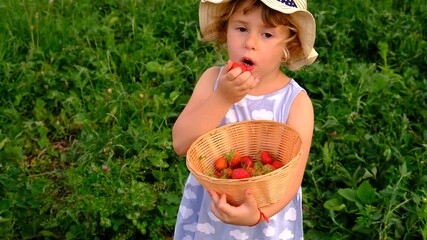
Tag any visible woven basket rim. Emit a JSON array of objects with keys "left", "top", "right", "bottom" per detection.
[{"left": 186, "top": 120, "right": 301, "bottom": 151}]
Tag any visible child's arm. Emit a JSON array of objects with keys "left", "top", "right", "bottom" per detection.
[
  {"left": 261, "top": 90, "right": 314, "bottom": 219},
  {"left": 172, "top": 60, "right": 259, "bottom": 155},
  {"left": 207, "top": 91, "right": 314, "bottom": 226}
]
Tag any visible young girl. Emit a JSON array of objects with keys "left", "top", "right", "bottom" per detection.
[{"left": 172, "top": 0, "right": 317, "bottom": 239}]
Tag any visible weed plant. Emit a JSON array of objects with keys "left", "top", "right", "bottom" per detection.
[{"left": 0, "top": 0, "right": 426, "bottom": 239}]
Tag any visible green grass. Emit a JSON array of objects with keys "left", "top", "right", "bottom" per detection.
[{"left": 0, "top": 0, "right": 426, "bottom": 239}]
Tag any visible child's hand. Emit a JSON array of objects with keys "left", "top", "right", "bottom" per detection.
[
  {"left": 215, "top": 59, "right": 259, "bottom": 104},
  {"left": 208, "top": 189, "right": 260, "bottom": 226}
]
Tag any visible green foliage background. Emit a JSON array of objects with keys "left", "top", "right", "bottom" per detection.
[{"left": 0, "top": 0, "right": 426, "bottom": 239}]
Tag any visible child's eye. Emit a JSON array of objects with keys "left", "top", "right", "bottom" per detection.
[
  {"left": 236, "top": 27, "right": 247, "bottom": 32},
  {"left": 263, "top": 33, "right": 273, "bottom": 38}
]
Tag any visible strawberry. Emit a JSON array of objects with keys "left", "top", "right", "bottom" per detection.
[
  {"left": 231, "top": 62, "right": 248, "bottom": 72},
  {"left": 260, "top": 150, "right": 273, "bottom": 165},
  {"left": 253, "top": 161, "right": 264, "bottom": 169},
  {"left": 240, "top": 155, "right": 254, "bottom": 169},
  {"left": 261, "top": 164, "right": 276, "bottom": 174},
  {"left": 250, "top": 161, "right": 265, "bottom": 177},
  {"left": 215, "top": 156, "right": 228, "bottom": 171},
  {"left": 213, "top": 167, "right": 233, "bottom": 179},
  {"left": 272, "top": 160, "right": 284, "bottom": 169},
  {"left": 223, "top": 168, "right": 233, "bottom": 178},
  {"left": 248, "top": 167, "right": 264, "bottom": 177},
  {"left": 231, "top": 168, "right": 251, "bottom": 179},
  {"left": 227, "top": 150, "right": 242, "bottom": 168},
  {"left": 213, "top": 169, "right": 224, "bottom": 178},
  {"left": 246, "top": 167, "right": 257, "bottom": 176}
]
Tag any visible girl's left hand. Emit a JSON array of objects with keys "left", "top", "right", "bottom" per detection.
[{"left": 208, "top": 189, "right": 260, "bottom": 226}]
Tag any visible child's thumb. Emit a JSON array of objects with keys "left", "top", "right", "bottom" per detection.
[{"left": 244, "top": 189, "right": 258, "bottom": 207}]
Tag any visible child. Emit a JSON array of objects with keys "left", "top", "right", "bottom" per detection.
[{"left": 172, "top": 0, "right": 317, "bottom": 239}]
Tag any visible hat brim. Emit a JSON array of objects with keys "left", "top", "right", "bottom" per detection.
[
  {"left": 199, "top": 0, "right": 317, "bottom": 70},
  {"left": 199, "top": 0, "right": 230, "bottom": 37}
]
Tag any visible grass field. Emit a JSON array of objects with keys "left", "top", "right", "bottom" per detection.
[{"left": 0, "top": 0, "right": 426, "bottom": 239}]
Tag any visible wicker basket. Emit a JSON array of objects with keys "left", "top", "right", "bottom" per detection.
[{"left": 186, "top": 120, "right": 303, "bottom": 207}]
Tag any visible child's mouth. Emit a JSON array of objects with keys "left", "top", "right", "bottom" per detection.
[
  {"left": 241, "top": 58, "right": 254, "bottom": 71},
  {"left": 242, "top": 59, "right": 254, "bottom": 66}
]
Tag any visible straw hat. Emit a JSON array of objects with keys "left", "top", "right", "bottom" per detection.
[{"left": 199, "top": 0, "right": 318, "bottom": 70}]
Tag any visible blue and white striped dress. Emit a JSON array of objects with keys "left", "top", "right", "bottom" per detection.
[{"left": 174, "top": 68, "right": 305, "bottom": 240}]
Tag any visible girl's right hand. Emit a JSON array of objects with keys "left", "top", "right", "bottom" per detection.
[{"left": 216, "top": 59, "right": 259, "bottom": 104}]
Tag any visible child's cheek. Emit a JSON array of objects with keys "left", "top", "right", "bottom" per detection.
[{"left": 227, "top": 38, "right": 242, "bottom": 60}]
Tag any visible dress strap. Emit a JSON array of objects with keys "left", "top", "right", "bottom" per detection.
[{"left": 213, "top": 66, "right": 224, "bottom": 91}]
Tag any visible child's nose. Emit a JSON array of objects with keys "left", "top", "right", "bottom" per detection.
[{"left": 244, "top": 34, "right": 257, "bottom": 50}]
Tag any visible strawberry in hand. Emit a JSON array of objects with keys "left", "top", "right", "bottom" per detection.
[
  {"left": 231, "top": 62, "right": 248, "bottom": 72},
  {"left": 229, "top": 59, "right": 254, "bottom": 72}
]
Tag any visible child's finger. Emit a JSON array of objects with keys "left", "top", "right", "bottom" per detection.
[
  {"left": 250, "top": 76, "right": 260, "bottom": 89},
  {"left": 208, "top": 190, "right": 219, "bottom": 202},
  {"left": 243, "top": 189, "right": 258, "bottom": 208},
  {"left": 208, "top": 190, "right": 222, "bottom": 218},
  {"left": 226, "top": 59, "right": 233, "bottom": 70},
  {"left": 219, "top": 192, "right": 228, "bottom": 206}
]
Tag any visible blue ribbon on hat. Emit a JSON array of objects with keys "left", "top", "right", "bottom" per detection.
[{"left": 277, "top": 0, "right": 297, "bottom": 8}]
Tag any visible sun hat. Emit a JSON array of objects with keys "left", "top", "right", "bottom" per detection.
[{"left": 199, "top": 0, "right": 318, "bottom": 70}]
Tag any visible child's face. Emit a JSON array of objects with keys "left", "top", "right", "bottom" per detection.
[{"left": 226, "top": 1, "right": 290, "bottom": 75}]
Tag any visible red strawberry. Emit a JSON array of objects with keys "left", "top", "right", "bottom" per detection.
[
  {"left": 215, "top": 157, "right": 228, "bottom": 170},
  {"left": 231, "top": 62, "right": 248, "bottom": 72},
  {"left": 213, "top": 169, "right": 224, "bottom": 178},
  {"left": 213, "top": 167, "right": 233, "bottom": 179},
  {"left": 223, "top": 168, "right": 233, "bottom": 178},
  {"left": 246, "top": 167, "right": 257, "bottom": 176},
  {"left": 240, "top": 156, "right": 254, "bottom": 169},
  {"left": 227, "top": 150, "right": 242, "bottom": 168},
  {"left": 250, "top": 161, "right": 265, "bottom": 177},
  {"left": 262, "top": 164, "right": 276, "bottom": 174},
  {"left": 248, "top": 167, "right": 264, "bottom": 177},
  {"left": 260, "top": 150, "right": 273, "bottom": 165},
  {"left": 231, "top": 168, "right": 251, "bottom": 179},
  {"left": 272, "top": 160, "right": 284, "bottom": 169}
]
